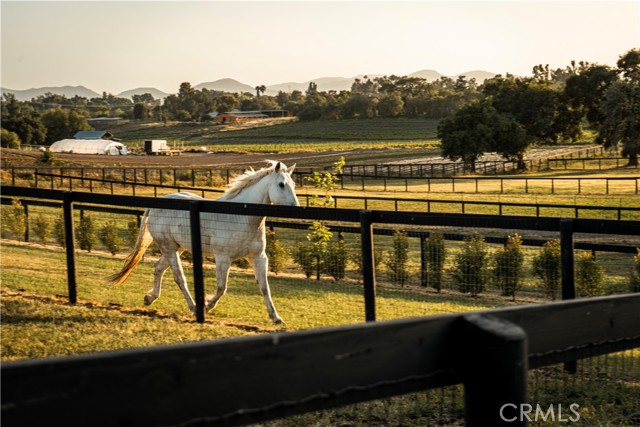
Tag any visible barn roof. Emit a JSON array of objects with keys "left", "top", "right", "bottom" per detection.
[
  {"left": 73, "top": 130, "right": 113, "bottom": 140},
  {"left": 49, "top": 139, "right": 126, "bottom": 154}
]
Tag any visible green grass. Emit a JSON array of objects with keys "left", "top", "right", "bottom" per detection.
[
  {"left": 2, "top": 240, "right": 638, "bottom": 426},
  {"left": 1, "top": 241, "right": 511, "bottom": 360}
]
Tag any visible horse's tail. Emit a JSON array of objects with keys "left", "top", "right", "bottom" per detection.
[{"left": 106, "top": 210, "right": 153, "bottom": 286}]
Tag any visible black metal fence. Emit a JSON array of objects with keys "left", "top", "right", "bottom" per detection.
[
  {"left": 2, "top": 185, "right": 640, "bottom": 426},
  {"left": 2, "top": 185, "right": 639, "bottom": 320}
]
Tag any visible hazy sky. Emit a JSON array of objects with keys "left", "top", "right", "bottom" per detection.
[{"left": 1, "top": 0, "right": 639, "bottom": 94}]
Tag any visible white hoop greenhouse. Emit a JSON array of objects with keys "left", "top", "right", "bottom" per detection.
[{"left": 49, "top": 139, "right": 129, "bottom": 155}]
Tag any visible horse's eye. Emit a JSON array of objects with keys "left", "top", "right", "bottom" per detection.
[{"left": 278, "top": 182, "right": 285, "bottom": 189}]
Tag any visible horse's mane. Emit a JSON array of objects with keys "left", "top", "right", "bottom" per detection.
[{"left": 222, "top": 160, "right": 278, "bottom": 200}]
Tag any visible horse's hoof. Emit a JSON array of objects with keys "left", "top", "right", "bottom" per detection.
[
  {"left": 273, "top": 318, "right": 286, "bottom": 326},
  {"left": 143, "top": 295, "right": 154, "bottom": 305}
]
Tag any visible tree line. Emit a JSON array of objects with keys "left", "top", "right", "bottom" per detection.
[
  {"left": 438, "top": 49, "right": 640, "bottom": 168},
  {"left": 1, "top": 49, "right": 638, "bottom": 165}
]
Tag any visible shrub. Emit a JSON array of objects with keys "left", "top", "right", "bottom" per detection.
[
  {"left": 1, "top": 128, "right": 21, "bottom": 149},
  {"left": 631, "top": 249, "right": 640, "bottom": 293},
  {"left": 576, "top": 251, "right": 605, "bottom": 297},
  {"left": 99, "top": 220, "right": 123, "bottom": 255},
  {"left": 452, "top": 234, "right": 489, "bottom": 296},
  {"left": 232, "top": 257, "right": 250, "bottom": 269},
  {"left": 76, "top": 214, "right": 97, "bottom": 252},
  {"left": 350, "top": 236, "right": 384, "bottom": 275},
  {"left": 32, "top": 214, "right": 51, "bottom": 243},
  {"left": 532, "top": 239, "right": 561, "bottom": 300},
  {"left": 53, "top": 215, "right": 66, "bottom": 248},
  {"left": 423, "top": 232, "right": 446, "bottom": 291},
  {"left": 265, "top": 230, "right": 288, "bottom": 275},
  {"left": 39, "top": 150, "right": 55, "bottom": 164},
  {"left": 1, "top": 198, "right": 26, "bottom": 240},
  {"left": 292, "top": 242, "right": 316, "bottom": 279},
  {"left": 386, "top": 230, "right": 410, "bottom": 286},
  {"left": 323, "top": 240, "right": 348, "bottom": 281},
  {"left": 126, "top": 218, "right": 140, "bottom": 248},
  {"left": 493, "top": 233, "right": 525, "bottom": 300}
]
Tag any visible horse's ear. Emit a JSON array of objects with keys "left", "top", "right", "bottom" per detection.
[
  {"left": 287, "top": 163, "right": 296, "bottom": 174},
  {"left": 275, "top": 161, "right": 282, "bottom": 172}
]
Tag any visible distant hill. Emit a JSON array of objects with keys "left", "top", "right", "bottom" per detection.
[
  {"left": 409, "top": 69, "right": 445, "bottom": 81},
  {"left": 194, "top": 78, "right": 256, "bottom": 94},
  {"left": 453, "top": 70, "right": 497, "bottom": 83},
  {"left": 3, "top": 69, "right": 498, "bottom": 101},
  {"left": 1, "top": 85, "right": 101, "bottom": 101},
  {"left": 117, "top": 87, "right": 169, "bottom": 100}
]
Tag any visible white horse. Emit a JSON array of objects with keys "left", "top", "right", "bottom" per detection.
[{"left": 107, "top": 160, "right": 299, "bottom": 324}]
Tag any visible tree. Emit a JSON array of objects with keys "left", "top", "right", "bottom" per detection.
[
  {"left": 377, "top": 93, "right": 404, "bottom": 117},
  {"left": 576, "top": 252, "right": 605, "bottom": 297},
  {"left": 598, "top": 49, "right": 640, "bottom": 166},
  {"left": 386, "top": 230, "right": 410, "bottom": 286},
  {"left": 255, "top": 85, "right": 266, "bottom": 97},
  {"left": 483, "top": 75, "right": 572, "bottom": 144},
  {"left": 452, "top": 234, "right": 490, "bottom": 296},
  {"left": 493, "top": 233, "right": 525, "bottom": 300},
  {"left": 1, "top": 198, "right": 26, "bottom": 240},
  {"left": 40, "top": 107, "right": 91, "bottom": 144},
  {"left": 133, "top": 103, "right": 149, "bottom": 120},
  {"left": 265, "top": 230, "right": 288, "bottom": 275},
  {"left": 532, "top": 239, "right": 561, "bottom": 300},
  {"left": 99, "top": 220, "right": 123, "bottom": 255},
  {"left": 563, "top": 64, "right": 618, "bottom": 129},
  {"left": 1, "top": 93, "right": 47, "bottom": 146},
  {"left": 423, "top": 232, "right": 446, "bottom": 291},
  {"left": 437, "top": 100, "right": 499, "bottom": 172},
  {"left": 1, "top": 128, "right": 21, "bottom": 148},
  {"left": 76, "top": 214, "right": 97, "bottom": 252}
]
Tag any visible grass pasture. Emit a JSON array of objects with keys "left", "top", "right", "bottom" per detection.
[
  {"left": 1, "top": 240, "right": 510, "bottom": 362},
  {"left": 2, "top": 238, "right": 639, "bottom": 426}
]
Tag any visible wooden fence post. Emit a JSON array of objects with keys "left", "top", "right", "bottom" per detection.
[
  {"left": 360, "top": 210, "right": 376, "bottom": 322},
  {"left": 189, "top": 201, "right": 205, "bottom": 324},
  {"left": 457, "top": 314, "right": 528, "bottom": 427}
]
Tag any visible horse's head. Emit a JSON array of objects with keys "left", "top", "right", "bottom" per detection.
[{"left": 269, "top": 161, "right": 300, "bottom": 206}]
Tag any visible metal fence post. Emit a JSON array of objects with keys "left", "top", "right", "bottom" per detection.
[
  {"left": 360, "top": 210, "right": 376, "bottom": 322},
  {"left": 62, "top": 192, "right": 77, "bottom": 304},
  {"left": 560, "top": 219, "right": 575, "bottom": 301},
  {"left": 189, "top": 201, "right": 205, "bottom": 323},
  {"left": 457, "top": 314, "right": 528, "bottom": 427},
  {"left": 560, "top": 218, "right": 577, "bottom": 373}
]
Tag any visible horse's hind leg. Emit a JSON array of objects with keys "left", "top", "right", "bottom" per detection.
[
  {"left": 205, "top": 255, "right": 230, "bottom": 313},
  {"left": 165, "top": 249, "right": 196, "bottom": 315},
  {"left": 251, "top": 252, "right": 284, "bottom": 324},
  {"left": 145, "top": 254, "right": 170, "bottom": 306}
]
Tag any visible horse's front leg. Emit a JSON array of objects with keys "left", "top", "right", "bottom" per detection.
[
  {"left": 205, "top": 255, "right": 230, "bottom": 313},
  {"left": 251, "top": 252, "right": 284, "bottom": 325}
]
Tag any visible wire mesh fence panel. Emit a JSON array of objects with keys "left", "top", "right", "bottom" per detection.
[
  {"left": 528, "top": 349, "right": 640, "bottom": 427},
  {"left": 573, "top": 232, "right": 640, "bottom": 297},
  {"left": 260, "top": 385, "right": 466, "bottom": 427}
]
